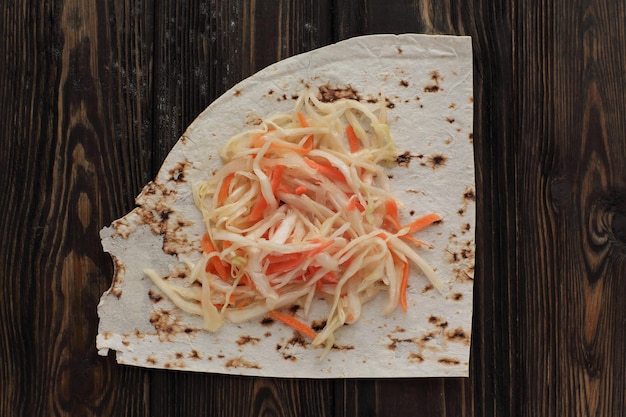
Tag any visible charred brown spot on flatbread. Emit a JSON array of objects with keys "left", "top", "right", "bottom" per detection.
[
  {"left": 109, "top": 257, "right": 125, "bottom": 298},
  {"left": 395, "top": 151, "right": 412, "bottom": 167},
  {"left": 224, "top": 358, "right": 261, "bottom": 369},
  {"left": 148, "top": 289, "right": 162, "bottom": 303},
  {"left": 387, "top": 336, "right": 418, "bottom": 350},
  {"left": 453, "top": 266, "right": 474, "bottom": 282},
  {"left": 311, "top": 320, "right": 327, "bottom": 332},
  {"left": 188, "top": 349, "right": 201, "bottom": 359},
  {"left": 438, "top": 358, "right": 460, "bottom": 366},
  {"left": 261, "top": 316, "right": 275, "bottom": 326},
  {"left": 236, "top": 335, "right": 261, "bottom": 346},
  {"left": 385, "top": 98, "right": 395, "bottom": 109},
  {"left": 427, "top": 154, "right": 447, "bottom": 169},
  {"left": 168, "top": 160, "right": 188, "bottom": 183},
  {"left": 408, "top": 353, "right": 424, "bottom": 363},
  {"left": 428, "top": 315, "right": 448, "bottom": 329},
  {"left": 287, "top": 332, "right": 307, "bottom": 347},
  {"left": 446, "top": 327, "right": 470, "bottom": 345},
  {"left": 332, "top": 343, "right": 355, "bottom": 351},
  {"left": 424, "top": 71, "right": 444, "bottom": 93},
  {"left": 399, "top": 80, "right": 409, "bottom": 87},
  {"left": 446, "top": 117, "right": 455, "bottom": 124},
  {"left": 450, "top": 292, "right": 464, "bottom": 301},
  {"left": 146, "top": 356, "right": 158, "bottom": 365},
  {"left": 463, "top": 187, "right": 476, "bottom": 201},
  {"left": 149, "top": 309, "right": 186, "bottom": 340},
  {"left": 422, "top": 284, "right": 434, "bottom": 293},
  {"left": 397, "top": 47, "right": 403, "bottom": 54},
  {"left": 318, "top": 84, "right": 360, "bottom": 102}
]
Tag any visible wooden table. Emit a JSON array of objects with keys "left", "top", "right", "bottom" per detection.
[{"left": 2, "top": 1, "right": 625, "bottom": 416}]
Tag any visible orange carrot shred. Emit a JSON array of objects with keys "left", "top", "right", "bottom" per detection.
[
  {"left": 265, "top": 253, "right": 305, "bottom": 275},
  {"left": 297, "top": 112, "right": 308, "bottom": 127},
  {"left": 270, "top": 165, "right": 284, "bottom": 192},
  {"left": 217, "top": 173, "right": 235, "bottom": 205},
  {"left": 268, "top": 310, "right": 317, "bottom": 339},
  {"left": 346, "top": 195, "right": 364, "bottom": 212},
  {"left": 294, "top": 185, "right": 307, "bottom": 195},
  {"left": 346, "top": 125, "right": 360, "bottom": 153},
  {"left": 302, "top": 135, "right": 313, "bottom": 152},
  {"left": 201, "top": 234, "right": 229, "bottom": 281},
  {"left": 304, "top": 157, "right": 346, "bottom": 183},
  {"left": 404, "top": 213, "right": 442, "bottom": 234},
  {"left": 400, "top": 260, "right": 410, "bottom": 312},
  {"left": 248, "top": 196, "right": 268, "bottom": 222},
  {"left": 400, "top": 235, "right": 429, "bottom": 247},
  {"left": 383, "top": 200, "right": 401, "bottom": 231}
]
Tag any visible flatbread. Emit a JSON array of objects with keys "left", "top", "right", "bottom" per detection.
[{"left": 97, "top": 34, "right": 475, "bottom": 378}]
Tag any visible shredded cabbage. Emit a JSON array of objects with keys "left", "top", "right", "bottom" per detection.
[{"left": 145, "top": 90, "right": 442, "bottom": 351}]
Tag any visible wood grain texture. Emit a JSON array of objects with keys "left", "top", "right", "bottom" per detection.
[
  {"left": 0, "top": 1, "right": 154, "bottom": 416},
  {"left": 516, "top": 0, "right": 626, "bottom": 415},
  {"left": 1, "top": 0, "right": 625, "bottom": 416}
]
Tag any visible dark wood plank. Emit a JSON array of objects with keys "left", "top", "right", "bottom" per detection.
[
  {"left": 0, "top": 0, "right": 154, "bottom": 416},
  {"left": 515, "top": 0, "right": 626, "bottom": 415}
]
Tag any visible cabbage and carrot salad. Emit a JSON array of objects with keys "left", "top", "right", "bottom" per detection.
[{"left": 145, "top": 90, "right": 443, "bottom": 353}]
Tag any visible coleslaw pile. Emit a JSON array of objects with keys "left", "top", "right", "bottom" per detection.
[{"left": 146, "top": 90, "right": 443, "bottom": 352}]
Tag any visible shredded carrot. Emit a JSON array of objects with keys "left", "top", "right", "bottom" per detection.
[
  {"left": 346, "top": 195, "right": 364, "bottom": 212},
  {"left": 321, "top": 271, "right": 337, "bottom": 283},
  {"left": 200, "top": 233, "right": 213, "bottom": 253},
  {"left": 294, "top": 185, "right": 307, "bottom": 195},
  {"left": 248, "top": 196, "right": 268, "bottom": 222},
  {"left": 265, "top": 253, "right": 305, "bottom": 275},
  {"left": 217, "top": 173, "right": 235, "bottom": 205},
  {"left": 304, "top": 157, "right": 346, "bottom": 183},
  {"left": 400, "top": 260, "right": 410, "bottom": 312},
  {"left": 400, "top": 235, "right": 429, "bottom": 247},
  {"left": 297, "top": 112, "right": 308, "bottom": 128},
  {"left": 346, "top": 125, "right": 360, "bottom": 153},
  {"left": 268, "top": 310, "right": 317, "bottom": 339},
  {"left": 201, "top": 234, "right": 229, "bottom": 281},
  {"left": 383, "top": 200, "right": 401, "bottom": 230},
  {"left": 302, "top": 135, "right": 313, "bottom": 152},
  {"left": 404, "top": 213, "right": 442, "bottom": 234},
  {"left": 270, "top": 165, "right": 284, "bottom": 192}
]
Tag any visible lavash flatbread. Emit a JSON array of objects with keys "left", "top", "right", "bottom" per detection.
[{"left": 96, "top": 34, "right": 475, "bottom": 378}]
